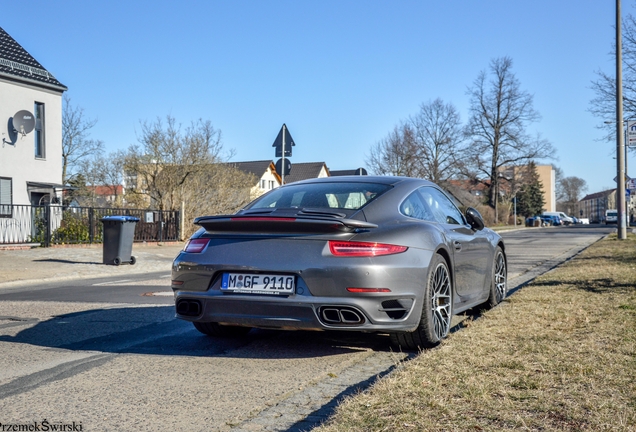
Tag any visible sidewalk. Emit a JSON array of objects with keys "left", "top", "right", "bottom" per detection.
[{"left": 0, "top": 242, "right": 186, "bottom": 288}]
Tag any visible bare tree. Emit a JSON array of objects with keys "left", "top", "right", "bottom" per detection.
[
  {"left": 556, "top": 176, "right": 588, "bottom": 215},
  {"left": 409, "top": 98, "right": 464, "bottom": 185},
  {"left": 366, "top": 123, "right": 422, "bottom": 177},
  {"left": 590, "top": 12, "right": 636, "bottom": 139},
  {"left": 464, "top": 56, "right": 554, "bottom": 222},
  {"left": 62, "top": 95, "right": 104, "bottom": 184},
  {"left": 124, "top": 116, "right": 224, "bottom": 211},
  {"left": 180, "top": 164, "right": 256, "bottom": 236}
]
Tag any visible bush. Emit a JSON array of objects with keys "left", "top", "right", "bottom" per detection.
[{"left": 53, "top": 213, "right": 90, "bottom": 244}]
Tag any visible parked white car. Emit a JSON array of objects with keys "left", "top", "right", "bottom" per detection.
[{"left": 579, "top": 218, "right": 590, "bottom": 224}]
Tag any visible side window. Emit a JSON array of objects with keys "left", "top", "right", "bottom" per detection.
[
  {"left": 400, "top": 191, "right": 435, "bottom": 221},
  {"left": 34, "top": 102, "right": 45, "bottom": 159},
  {"left": 418, "top": 187, "right": 464, "bottom": 225}
]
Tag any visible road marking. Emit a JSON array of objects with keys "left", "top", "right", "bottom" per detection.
[
  {"left": 141, "top": 291, "right": 174, "bottom": 296},
  {"left": 92, "top": 279, "right": 133, "bottom": 286}
]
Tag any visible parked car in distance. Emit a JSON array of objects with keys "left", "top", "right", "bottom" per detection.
[
  {"left": 542, "top": 211, "right": 573, "bottom": 225},
  {"left": 172, "top": 176, "right": 508, "bottom": 351},
  {"left": 579, "top": 218, "right": 590, "bottom": 224},
  {"left": 605, "top": 209, "right": 618, "bottom": 224},
  {"left": 541, "top": 215, "right": 562, "bottom": 226}
]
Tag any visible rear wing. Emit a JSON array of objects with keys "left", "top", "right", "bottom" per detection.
[{"left": 194, "top": 215, "right": 377, "bottom": 234}]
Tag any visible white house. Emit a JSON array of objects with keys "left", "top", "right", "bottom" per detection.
[{"left": 0, "top": 26, "right": 67, "bottom": 208}]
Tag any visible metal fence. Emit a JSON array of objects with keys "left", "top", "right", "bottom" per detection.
[{"left": 0, "top": 204, "right": 180, "bottom": 246}]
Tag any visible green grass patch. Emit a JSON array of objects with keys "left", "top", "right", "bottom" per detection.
[{"left": 316, "top": 233, "right": 636, "bottom": 431}]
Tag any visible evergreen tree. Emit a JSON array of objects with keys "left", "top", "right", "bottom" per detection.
[{"left": 516, "top": 162, "right": 545, "bottom": 217}]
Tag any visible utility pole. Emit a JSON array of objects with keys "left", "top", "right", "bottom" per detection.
[{"left": 617, "top": 0, "right": 627, "bottom": 239}]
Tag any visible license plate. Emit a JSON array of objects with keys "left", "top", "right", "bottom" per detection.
[{"left": 221, "top": 273, "right": 295, "bottom": 295}]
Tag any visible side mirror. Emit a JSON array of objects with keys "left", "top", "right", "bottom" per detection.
[{"left": 465, "top": 207, "right": 485, "bottom": 231}]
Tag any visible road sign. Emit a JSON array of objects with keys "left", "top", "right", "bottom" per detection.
[
  {"left": 628, "top": 179, "right": 636, "bottom": 189},
  {"left": 628, "top": 121, "right": 636, "bottom": 146},
  {"left": 272, "top": 124, "right": 295, "bottom": 157},
  {"left": 614, "top": 174, "right": 632, "bottom": 183},
  {"left": 275, "top": 158, "right": 291, "bottom": 176}
]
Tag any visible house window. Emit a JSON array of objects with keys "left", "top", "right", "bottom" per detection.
[
  {"left": 34, "top": 102, "right": 45, "bottom": 159},
  {"left": 0, "top": 177, "right": 12, "bottom": 217},
  {"left": 269, "top": 180, "right": 274, "bottom": 189},
  {"left": 261, "top": 180, "right": 266, "bottom": 189}
]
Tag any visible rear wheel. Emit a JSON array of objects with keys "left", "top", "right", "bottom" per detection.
[
  {"left": 481, "top": 247, "right": 507, "bottom": 310},
  {"left": 391, "top": 254, "right": 452, "bottom": 350},
  {"left": 193, "top": 321, "right": 251, "bottom": 337}
]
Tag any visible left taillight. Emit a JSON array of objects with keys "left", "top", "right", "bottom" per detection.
[
  {"left": 184, "top": 238, "right": 210, "bottom": 253},
  {"left": 328, "top": 241, "right": 407, "bottom": 257}
]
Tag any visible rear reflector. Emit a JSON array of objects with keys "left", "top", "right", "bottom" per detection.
[
  {"left": 346, "top": 287, "right": 392, "bottom": 293},
  {"left": 184, "top": 238, "right": 210, "bottom": 253},
  {"left": 329, "top": 241, "right": 407, "bottom": 257}
]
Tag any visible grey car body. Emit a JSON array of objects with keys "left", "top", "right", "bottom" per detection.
[{"left": 172, "top": 176, "right": 507, "bottom": 349}]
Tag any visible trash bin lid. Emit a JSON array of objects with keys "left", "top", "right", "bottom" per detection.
[{"left": 100, "top": 215, "right": 140, "bottom": 223}]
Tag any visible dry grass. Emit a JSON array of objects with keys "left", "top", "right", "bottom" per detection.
[{"left": 316, "top": 233, "right": 636, "bottom": 431}]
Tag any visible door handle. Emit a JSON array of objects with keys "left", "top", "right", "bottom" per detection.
[{"left": 454, "top": 241, "right": 462, "bottom": 251}]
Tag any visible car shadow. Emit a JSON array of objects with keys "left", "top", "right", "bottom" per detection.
[
  {"left": 0, "top": 305, "right": 399, "bottom": 359},
  {"left": 33, "top": 258, "right": 102, "bottom": 265}
]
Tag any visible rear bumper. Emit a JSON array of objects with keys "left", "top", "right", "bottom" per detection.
[{"left": 174, "top": 290, "right": 422, "bottom": 332}]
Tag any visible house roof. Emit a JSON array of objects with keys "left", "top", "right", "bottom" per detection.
[
  {"left": 0, "top": 26, "right": 67, "bottom": 91},
  {"left": 284, "top": 162, "right": 329, "bottom": 184},
  {"left": 580, "top": 189, "right": 616, "bottom": 202},
  {"left": 89, "top": 185, "right": 124, "bottom": 196},
  {"left": 228, "top": 160, "right": 276, "bottom": 177}
]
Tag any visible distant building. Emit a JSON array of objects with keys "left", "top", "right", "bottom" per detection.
[
  {"left": 228, "top": 160, "right": 281, "bottom": 198},
  {"left": 577, "top": 189, "right": 636, "bottom": 223},
  {"left": 0, "top": 26, "right": 67, "bottom": 208},
  {"left": 330, "top": 168, "right": 368, "bottom": 177}
]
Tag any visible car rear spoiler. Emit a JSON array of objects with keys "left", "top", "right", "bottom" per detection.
[{"left": 194, "top": 215, "right": 378, "bottom": 234}]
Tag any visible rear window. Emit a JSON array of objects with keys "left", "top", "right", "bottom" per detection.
[{"left": 246, "top": 182, "right": 391, "bottom": 211}]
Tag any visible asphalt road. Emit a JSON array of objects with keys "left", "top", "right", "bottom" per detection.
[{"left": 0, "top": 225, "right": 614, "bottom": 431}]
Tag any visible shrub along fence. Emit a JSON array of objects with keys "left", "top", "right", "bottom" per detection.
[{"left": 0, "top": 205, "right": 180, "bottom": 247}]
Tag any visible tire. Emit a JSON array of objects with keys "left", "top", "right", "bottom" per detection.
[
  {"left": 113, "top": 257, "right": 121, "bottom": 266},
  {"left": 130, "top": 256, "right": 136, "bottom": 265},
  {"left": 391, "top": 254, "right": 453, "bottom": 350},
  {"left": 482, "top": 246, "right": 507, "bottom": 309},
  {"left": 193, "top": 321, "right": 251, "bottom": 337}
]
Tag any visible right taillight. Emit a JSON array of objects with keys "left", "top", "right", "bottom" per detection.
[
  {"left": 328, "top": 241, "right": 407, "bottom": 257},
  {"left": 184, "top": 238, "right": 210, "bottom": 253}
]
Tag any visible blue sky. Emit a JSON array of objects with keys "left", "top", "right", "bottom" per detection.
[{"left": 1, "top": 1, "right": 627, "bottom": 194}]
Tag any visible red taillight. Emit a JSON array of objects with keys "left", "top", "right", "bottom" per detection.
[
  {"left": 328, "top": 241, "right": 408, "bottom": 257},
  {"left": 184, "top": 238, "right": 210, "bottom": 253},
  {"left": 346, "top": 287, "right": 392, "bottom": 293}
]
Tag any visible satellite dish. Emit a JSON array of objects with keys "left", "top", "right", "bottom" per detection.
[{"left": 12, "top": 110, "right": 36, "bottom": 136}]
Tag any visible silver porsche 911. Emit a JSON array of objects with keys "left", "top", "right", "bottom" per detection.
[{"left": 172, "top": 176, "right": 507, "bottom": 349}]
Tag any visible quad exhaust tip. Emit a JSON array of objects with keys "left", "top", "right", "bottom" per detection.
[{"left": 319, "top": 306, "right": 365, "bottom": 325}]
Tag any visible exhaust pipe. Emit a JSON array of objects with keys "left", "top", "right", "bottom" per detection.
[
  {"left": 176, "top": 299, "right": 202, "bottom": 317},
  {"left": 319, "top": 306, "right": 365, "bottom": 325}
]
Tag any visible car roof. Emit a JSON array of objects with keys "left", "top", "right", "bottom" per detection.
[{"left": 284, "top": 175, "right": 436, "bottom": 187}]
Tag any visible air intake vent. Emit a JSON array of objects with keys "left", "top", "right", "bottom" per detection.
[{"left": 380, "top": 300, "right": 409, "bottom": 320}]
